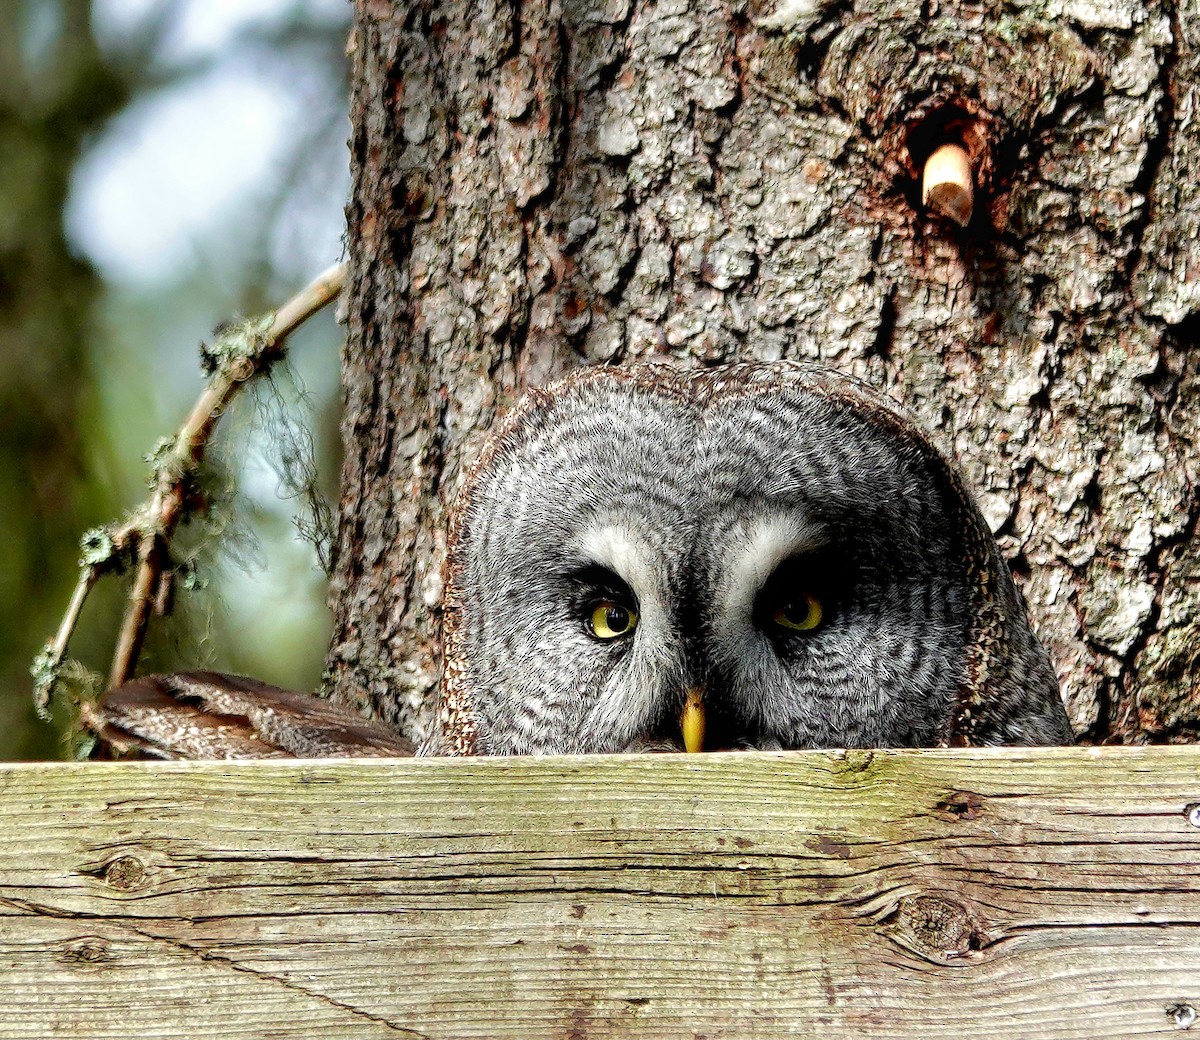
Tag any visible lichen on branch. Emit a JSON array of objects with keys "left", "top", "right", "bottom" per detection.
[{"left": 32, "top": 262, "right": 348, "bottom": 724}]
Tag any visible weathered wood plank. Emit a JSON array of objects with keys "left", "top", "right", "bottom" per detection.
[{"left": 1, "top": 748, "right": 1198, "bottom": 1038}]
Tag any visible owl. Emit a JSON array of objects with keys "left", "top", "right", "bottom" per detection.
[{"left": 93, "top": 361, "right": 1073, "bottom": 758}]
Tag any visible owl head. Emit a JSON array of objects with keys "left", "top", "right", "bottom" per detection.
[{"left": 430, "top": 362, "right": 1071, "bottom": 755}]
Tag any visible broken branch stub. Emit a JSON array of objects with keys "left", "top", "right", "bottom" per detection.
[{"left": 922, "top": 142, "right": 974, "bottom": 227}]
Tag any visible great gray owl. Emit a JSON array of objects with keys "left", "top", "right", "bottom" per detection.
[{"left": 93, "top": 361, "right": 1073, "bottom": 758}]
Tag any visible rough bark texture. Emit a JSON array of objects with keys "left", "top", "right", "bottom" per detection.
[{"left": 331, "top": 0, "right": 1200, "bottom": 746}]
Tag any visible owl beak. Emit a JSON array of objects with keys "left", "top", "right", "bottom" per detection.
[{"left": 681, "top": 687, "right": 706, "bottom": 753}]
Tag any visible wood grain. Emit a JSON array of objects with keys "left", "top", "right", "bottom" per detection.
[{"left": 2, "top": 748, "right": 1198, "bottom": 1038}]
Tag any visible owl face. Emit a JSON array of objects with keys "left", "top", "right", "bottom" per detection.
[{"left": 437, "top": 362, "right": 1068, "bottom": 755}]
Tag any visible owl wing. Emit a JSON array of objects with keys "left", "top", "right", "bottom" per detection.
[{"left": 85, "top": 671, "right": 415, "bottom": 759}]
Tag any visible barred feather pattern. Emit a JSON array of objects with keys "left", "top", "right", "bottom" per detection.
[{"left": 434, "top": 362, "right": 1071, "bottom": 755}]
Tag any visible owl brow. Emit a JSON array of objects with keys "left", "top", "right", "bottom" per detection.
[
  {"left": 756, "top": 549, "right": 840, "bottom": 610},
  {"left": 561, "top": 563, "right": 637, "bottom": 600}
]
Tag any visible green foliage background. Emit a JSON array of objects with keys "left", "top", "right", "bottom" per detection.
[{"left": 0, "top": 0, "right": 351, "bottom": 759}]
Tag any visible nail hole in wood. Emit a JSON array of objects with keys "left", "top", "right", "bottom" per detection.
[{"left": 1168, "top": 1003, "right": 1197, "bottom": 1030}]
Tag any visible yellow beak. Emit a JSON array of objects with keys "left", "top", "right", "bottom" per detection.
[{"left": 681, "top": 687, "right": 706, "bottom": 753}]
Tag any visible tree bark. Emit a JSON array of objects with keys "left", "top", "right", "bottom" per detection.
[{"left": 330, "top": 0, "right": 1200, "bottom": 746}]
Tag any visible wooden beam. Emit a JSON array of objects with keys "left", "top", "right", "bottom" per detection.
[{"left": 1, "top": 748, "right": 1198, "bottom": 1038}]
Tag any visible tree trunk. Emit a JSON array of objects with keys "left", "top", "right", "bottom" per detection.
[{"left": 329, "top": 0, "right": 1200, "bottom": 746}]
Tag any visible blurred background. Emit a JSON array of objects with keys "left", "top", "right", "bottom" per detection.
[{"left": 0, "top": 0, "right": 353, "bottom": 758}]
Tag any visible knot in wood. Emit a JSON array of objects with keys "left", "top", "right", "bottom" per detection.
[
  {"left": 831, "top": 748, "right": 876, "bottom": 778},
  {"left": 63, "top": 938, "right": 112, "bottom": 964},
  {"left": 896, "top": 894, "right": 983, "bottom": 960},
  {"left": 934, "top": 789, "right": 986, "bottom": 821},
  {"left": 229, "top": 356, "right": 257, "bottom": 383},
  {"left": 103, "top": 854, "right": 148, "bottom": 892}
]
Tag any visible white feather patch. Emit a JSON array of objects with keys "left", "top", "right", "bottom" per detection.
[
  {"left": 576, "top": 524, "right": 659, "bottom": 606},
  {"left": 717, "top": 513, "right": 827, "bottom": 624},
  {"left": 574, "top": 522, "right": 673, "bottom": 746}
]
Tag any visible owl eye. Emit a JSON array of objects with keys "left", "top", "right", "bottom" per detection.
[
  {"left": 587, "top": 600, "right": 638, "bottom": 640},
  {"left": 770, "top": 592, "right": 823, "bottom": 633}
]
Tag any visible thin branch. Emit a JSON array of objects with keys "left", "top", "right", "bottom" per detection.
[
  {"left": 107, "top": 261, "right": 347, "bottom": 689},
  {"left": 108, "top": 534, "right": 163, "bottom": 690},
  {"left": 33, "top": 262, "right": 348, "bottom": 713},
  {"left": 269, "top": 261, "right": 348, "bottom": 342},
  {"left": 49, "top": 573, "right": 98, "bottom": 667}
]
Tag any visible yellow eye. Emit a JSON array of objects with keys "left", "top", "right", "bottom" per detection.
[
  {"left": 772, "top": 592, "right": 823, "bottom": 632},
  {"left": 587, "top": 600, "right": 638, "bottom": 640}
]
